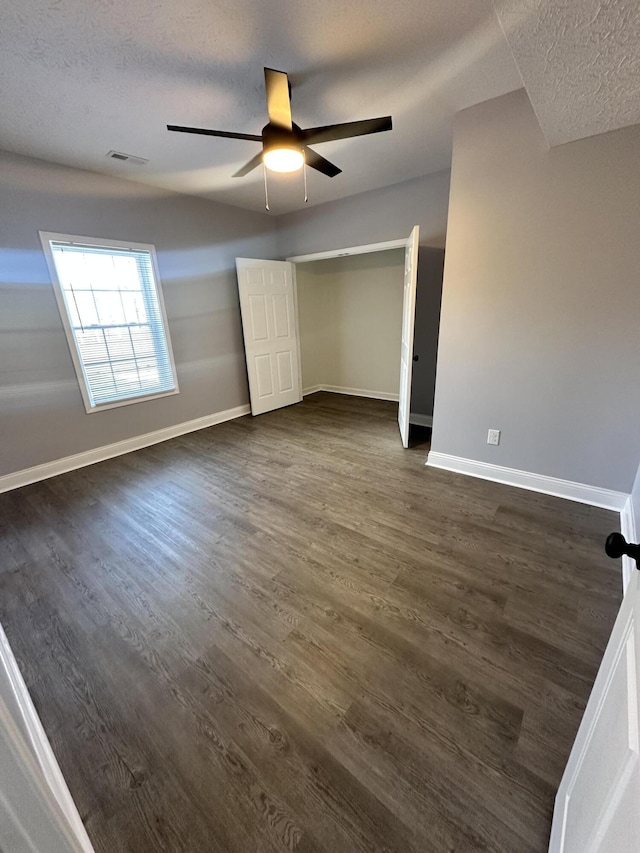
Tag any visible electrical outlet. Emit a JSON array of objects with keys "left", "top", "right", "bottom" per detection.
[{"left": 487, "top": 429, "right": 501, "bottom": 446}]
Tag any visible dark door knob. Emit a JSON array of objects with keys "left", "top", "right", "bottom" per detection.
[
  {"left": 412, "top": 354, "right": 419, "bottom": 362},
  {"left": 605, "top": 532, "right": 640, "bottom": 566}
]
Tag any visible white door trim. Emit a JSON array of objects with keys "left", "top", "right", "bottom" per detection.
[
  {"left": 286, "top": 238, "right": 407, "bottom": 264},
  {"left": 290, "top": 262, "right": 304, "bottom": 401}
]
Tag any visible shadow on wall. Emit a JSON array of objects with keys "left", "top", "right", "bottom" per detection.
[{"left": 411, "top": 246, "right": 445, "bottom": 419}]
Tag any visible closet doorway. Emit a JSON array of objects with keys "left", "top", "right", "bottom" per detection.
[{"left": 236, "top": 226, "right": 419, "bottom": 447}]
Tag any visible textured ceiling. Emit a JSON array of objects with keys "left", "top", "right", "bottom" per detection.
[
  {"left": 493, "top": 0, "right": 640, "bottom": 146},
  {"left": 4, "top": 0, "right": 637, "bottom": 212},
  {"left": 0, "top": 0, "right": 522, "bottom": 213}
]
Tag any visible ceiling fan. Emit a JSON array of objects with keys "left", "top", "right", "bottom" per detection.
[{"left": 167, "top": 67, "right": 392, "bottom": 179}]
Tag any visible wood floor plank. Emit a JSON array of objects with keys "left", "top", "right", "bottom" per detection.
[{"left": 0, "top": 392, "right": 621, "bottom": 852}]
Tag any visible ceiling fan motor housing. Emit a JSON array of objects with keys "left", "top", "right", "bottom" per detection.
[{"left": 261, "top": 122, "right": 303, "bottom": 155}]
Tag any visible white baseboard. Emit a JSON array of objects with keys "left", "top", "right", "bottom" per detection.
[
  {"left": 426, "top": 451, "right": 629, "bottom": 512},
  {"left": 0, "top": 622, "right": 95, "bottom": 850},
  {"left": 303, "top": 384, "right": 399, "bottom": 403},
  {"left": 409, "top": 413, "right": 433, "bottom": 428},
  {"left": 620, "top": 494, "right": 638, "bottom": 594},
  {"left": 0, "top": 404, "right": 251, "bottom": 495},
  {"left": 323, "top": 385, "right": 399, "bottom": 402}
]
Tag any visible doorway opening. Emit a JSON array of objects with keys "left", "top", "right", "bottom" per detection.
[
  {"left": 294, "top": 249, "right": 405, "bottom": 401},
  {"left": 288, "top": 230, "right": 417, "bottom": 447},
  {"left": 236, "top": 227, "right": 443, "bottom": 449}
]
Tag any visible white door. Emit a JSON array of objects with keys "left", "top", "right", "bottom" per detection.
[
  {"left": 0, "top": 624, "right": 94, "bottom": 853},
  {"left": 236, "top": 258, "right": 302, "bottom": 416},
  {"left": 398, "top": 225, "right": 420, "bottom": 448},
  {"left": 549, "top": 570, "right": 640, "bottom": 853}
]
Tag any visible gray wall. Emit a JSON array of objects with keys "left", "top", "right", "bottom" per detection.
[
  {"left": 0, "top": 150, "right": 277, "bottom": 476},
  {"left": 431, "top": 89, "right": 640, "bottom": 492},
  {"left": 276, "top": 170, "right": 450, "bottom": 258},
  {"left": 411, "top": 247, "right": 444, "bottom": 418}
]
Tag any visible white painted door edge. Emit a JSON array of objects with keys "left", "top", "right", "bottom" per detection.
[
  {"left": 426, "top": 451, "right": 628, "bottom": 512},
  {"left": 397, "top": 226, "right": 420, "bottom": 448},
  {"left": 621, "top": 494, "right": 638, "bottom": 594},
  {"left": 0, "top": 404, "right": 250, "bottom": 495},
  {"left": 548, "top": 569, "right": 640, "bottom": 851},
  {"left": 0, "top": 623, "right": 95, "bottom": 852},
  {"left": 290, "top": 263, "right": 304, "bottom": 402}
]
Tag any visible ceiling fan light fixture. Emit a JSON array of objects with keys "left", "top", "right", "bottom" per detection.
[
  {"left": 263, "top": 146, "right": 304, "bottom": 173},
  {"left": 168, "top": 68, "right": 392, "bottom": 184}
]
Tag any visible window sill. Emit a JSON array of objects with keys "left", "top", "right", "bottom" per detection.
[{"left": 85, "top": 386, "right": 180, "bottom": 414}]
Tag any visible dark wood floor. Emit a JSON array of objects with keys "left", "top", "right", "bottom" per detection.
[{"left": 0, "top": 393, "right": 622, "bottom": 852}]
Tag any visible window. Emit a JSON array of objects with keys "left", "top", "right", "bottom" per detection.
[{"left": 40, "top": 232, "right": 178, "bottom": 413}]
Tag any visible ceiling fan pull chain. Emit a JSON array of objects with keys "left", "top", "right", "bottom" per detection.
[
  {"left": 303, "top": 151, "right": 308, "bottom": 204},
  {"left": 263, "top": 162, "right": 270, "bottom": 211}
]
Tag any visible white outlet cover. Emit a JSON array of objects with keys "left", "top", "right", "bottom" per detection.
[{"left": 487, "top": 429, "right": 501, "bottom": 446}]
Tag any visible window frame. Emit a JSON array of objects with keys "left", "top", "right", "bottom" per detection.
[{"left": 39, "top": 231, "right": 179, "bottom": 414}]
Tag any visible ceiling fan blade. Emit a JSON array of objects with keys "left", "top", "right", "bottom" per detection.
[
  {"left": 304, "top": 147, "right": 342, "bottom": 178},
  {"left": 302, "top": 116, "right": 392, "bottom": 146},
  {"left": 232, "top": 151, "right": 265, "bottom": 178},
  {"left": 167, "top": 125, "right": 262, "bottom": 142},
  {"left": 264, "top": 68, "right": 292, "bottom": 130}
]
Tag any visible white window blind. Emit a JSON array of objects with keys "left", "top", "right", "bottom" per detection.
[{"left": 41, "top": 234, "right": 178, "bottom": 412}]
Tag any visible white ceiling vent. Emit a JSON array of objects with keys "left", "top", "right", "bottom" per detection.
[{"left": 105, "top": 150, "right": 148, "bottom": 166}]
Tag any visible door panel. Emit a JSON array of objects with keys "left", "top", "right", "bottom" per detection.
[
  {"left": 272, "top": 294, "right": 290, "bottom": 338},
  {"left": 248, "top": 295, "right": 268, "bottom": 340},
  {"left": 398, "top": 226, "right": 420, "bottom": 448},
  {"left": 549, "top": 571, "right": 640, "bottom": 853},
  {"left": 236, "top": 258, "right": 302, "bottom": 416},
  {"left": 255, "top": 355, "right": 273, "bottom": 397},
  {"left": 276, "top": 351, "right": 294, "bottom": 392}
]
